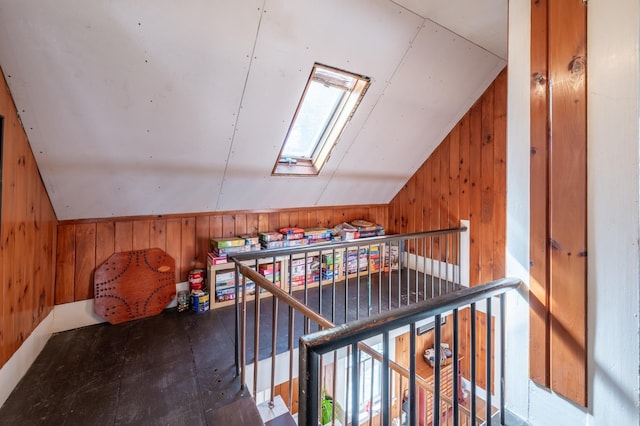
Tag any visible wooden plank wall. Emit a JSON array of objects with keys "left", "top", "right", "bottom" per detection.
[
  {"left": 388, "top": 68, "right": 507, "bottom": 395},
  {"left": 0, "top": 70, "right": 58, "bottom": 368},
  {"left": 388, "top": 68, "right": 507, "bottom": 287},
  {"left": 55, "top": 206, "right": 388, "bottom": 303},
  {"left": 529, "top": 0, "right": 587, "bottom": 406}
]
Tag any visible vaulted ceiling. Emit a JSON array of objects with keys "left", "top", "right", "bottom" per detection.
[{"left": 0, "top": 0, "right": 506, "bottom": 220}]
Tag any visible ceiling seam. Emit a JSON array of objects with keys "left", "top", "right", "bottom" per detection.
[
  {"left": 314, "top": 18, "right": 427, "bottom": 206},
  {"left": 215, "top": 0, "right": 267, "bottom": 211},
  {"left": 390, "top": 0, "right": 505, "bottom": 60}
]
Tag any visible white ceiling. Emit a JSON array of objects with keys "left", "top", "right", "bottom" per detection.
[{"left": 0, "top": 0, "right": 506, "bottom": 220}]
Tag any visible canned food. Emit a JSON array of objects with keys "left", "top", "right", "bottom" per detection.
[
  {"left": 190, "top": 290, "right": 210, "bottom": 314},
  {"left": 177, "top": 290, "right": 189, "bottom": 312},
  {"left": 188, "top": 268, "right": 206, "bottom": 292}
]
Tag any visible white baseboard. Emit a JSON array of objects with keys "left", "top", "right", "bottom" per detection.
[
  {"left": 0, "top": 280, "right": 189, "bottom": 408},
  {"left": 0, "top": 310, "right": 54, "bottom": 407}
]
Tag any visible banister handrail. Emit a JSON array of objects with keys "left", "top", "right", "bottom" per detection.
[
  {"left": 235, "top": 264, "right": 512, "bottom": 421},
  {"left": 297, "top": 276, "right": 523, "bottom": 426},
  {"left": 229, "top": 227, "right": 504, "bottom": 426},
  {"left": 236, "top": 264, "right": 468, "bottom": 415},
  {"left": 299, "top": 277, "right": 522, "bottom": 354},
  {"left": 228, "top": 225, "right": 467, "bottom": 262}
]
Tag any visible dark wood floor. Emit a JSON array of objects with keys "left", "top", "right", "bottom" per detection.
[
  {"left": 0, "top": 305, "right": 261, "bottom": 426},
  {"left": 0, "top": 270, "right": 455, "bottom": 425}
]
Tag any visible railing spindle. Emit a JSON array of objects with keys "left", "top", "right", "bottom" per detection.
[
  {"left": 486, "top": 297, "right": 492, "bottom": 425},
  {"left": 351, "top": 343, "right": 360, "bottom": 426},
  {"left": 470, "top": 302, "right": 477, "bottom": 424},
  {"left": 453, "top": 308, "right": 460, "bottom": 425},
  {"left": 500, "top": 293, "right": 506, "bottom": 425},
  {"left": 382, "top": 330, "right": 390, "bottom": 426},
  {"left": 434, "top": 314, "right": 441, "bottom": 425}
]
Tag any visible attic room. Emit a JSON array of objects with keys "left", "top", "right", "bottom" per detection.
[{"left": 1, "top": 1, "right": 639, "bottom": 426}]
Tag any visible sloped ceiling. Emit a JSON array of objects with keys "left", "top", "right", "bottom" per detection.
[{"left": 0, "top": 0, "right": 506, "bottom": 220}]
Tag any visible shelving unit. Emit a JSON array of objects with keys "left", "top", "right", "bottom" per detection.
[{"left": 206, "top": 242, "right": 393, "bottom": 310}]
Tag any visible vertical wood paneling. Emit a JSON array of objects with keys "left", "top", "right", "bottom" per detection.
[
  {"left": 246, "top": 213, "right": 259, "bottom": 236},
  {"left": 529, "top": 0, "right": 550, "bottom": 387},
  {"left": 388, "top": 70, "right": 507, "bottom": 391},
  {"left": 468, "top": 101, "right": 483, "bottom": 285},
  {"left": 529, "top": 0, "right": 587, "bottom": 407},
  {"left": 55, "top": 225, "right": 76, "bottom": 304},
  {"left": 57, "top": 204, "right": 390, "bottom": 302},
  {"left": 132, "top": 220, "right": 150, "bottom": 250},
  {"left": 448, "top": 124, "right": 460, "bottom": 229},
  {"left": 195, "top": 216, "right": 210, "bottom": 265},
  {"left": 234, "top": 214, "right": 247, "bottom": 236},
  {"left": 181, "top": 217, "right": 197, "bottom": 273},
  {"left": 222, "top": 215, "right": 235, "bottom": 237},
  {"left": 114, "top": 221, "right": 133, "bottom": 252},
  {"left": 389, "top": 70, "right": 506, "bottom": 287},
  {"left": 74, "top": 223, "right": 96, "bottom": 300},
  {"left": 547, "top": 0, "right": 587, "bottom": 406},
  {"left": 492, "top": 71, "right": 507, "bottom": 279},
  {"left": 210, "top": 215, "right": 223, "bottom": 238},
  {"left": 166, "top": 219, "right": 182, "bottom": 282},
  {"left": 1, "top": 68, "right": 57, "bottom": 368},
  {"left": 258, "top": 213, "right": 270, "bottom": 232},
  {"left": 150, "top": 219, "right": 166, "bottom": 251},
  {"left": 458, "top": 115, "right": 470, "bottom": 221},
  {"left": 480, "top": 85, "right": 495, "bottom": 284},
  {"left": 95, "top": 222, "right": 115, "bottom": 270}
]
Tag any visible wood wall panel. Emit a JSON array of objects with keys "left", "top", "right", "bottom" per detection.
[
  {"left": 389, "top": 68, "right": 507, "bottom": 288},
  {"left": 529, "top": 0, "right": 587, "bottom": 406},
  {"left": 0, "top": 69, "right": 57, "bottom": 368},
  {"left": 529, "top": 0, "right": 550, "bottom": 387},
  {"left": 56, "top": 205, "right": 389, "bottom": 301}
]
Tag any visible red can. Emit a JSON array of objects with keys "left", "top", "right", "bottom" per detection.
[{"left": 188, "top": 268, "right": 206, "bottom": 292}]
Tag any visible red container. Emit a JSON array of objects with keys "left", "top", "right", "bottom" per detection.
[{"left": 188, "top": 268, "right": 205, "bottom": 292}]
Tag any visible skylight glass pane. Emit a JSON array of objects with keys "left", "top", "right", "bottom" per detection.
[{"left": 282, "top": 81, "right": 345, "bottom": 159}]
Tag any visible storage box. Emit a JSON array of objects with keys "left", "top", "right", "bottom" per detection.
[
  {"left": 259, "top": 232, "right": 283, "bottom": 242},
  {"left": 210, "top": 237, "right": 246, "bottom": 249}
]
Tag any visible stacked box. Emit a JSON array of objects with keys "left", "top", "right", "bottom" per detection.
[
  {"left": 211, "top": 244, "right": 251, "bottom": 257},
  {"left": 305, "top": 227, "right": 332, "bottom": 244},
  {"left": 260, "top": 232, "right": 283, "bottom": 249},
  {"left": 369, "top": 244, "right": 382, "bottom": 272},
  {"left": 321, "top": 251, "right": 342, "bottom": 280},
  {"left": 207, "top": 252, "right": 228, "bottom": 265},
  {"left": 214, "top": 267, "right": 256, "bottom": 302},
  {"left": 210, "top": 237, "right": 246, "bottom": 249},
  {"left": 290, "top": 256, "right": 319, "bottom": 287},
  {"left": 262, "top": 240, "right": 286, "bottom": 249},
  {"left": 350, "top": 220, "right": 385, "bottom": 238},
  {"left": 258, "top": 263, "right": 282, "bottom": 287},
  {"left": 384, "top": 243, "right": 401, "bottom": 271},
  {"left": 239, "top": 234, "right": 260, "bottom": 245},
  {"left": 284, "top": 238, "right": 309, "bottom": 248},
  {"left": 344, "top": 247, "right": 369, "bottom": 275}
]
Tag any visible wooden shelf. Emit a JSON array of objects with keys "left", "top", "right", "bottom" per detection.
[{"left": 206, "top": 242, "right": 389, "bottom": 309}]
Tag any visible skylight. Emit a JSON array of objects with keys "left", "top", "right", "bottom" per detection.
[{"left": 273, "top": 63, "right": 370, "bottom": 176}]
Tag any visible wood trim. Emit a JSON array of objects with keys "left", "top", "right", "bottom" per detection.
[
  {"left": 529, "top": 0, "right": 587, "bottom": 406},
  {"left": 548, "top": 0, "right": 587, "bottom": 406},
  {"left": 529, "top": 0, "right": 551, "bottom": 388}
]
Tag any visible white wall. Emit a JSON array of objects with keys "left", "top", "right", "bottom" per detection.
[{"left": 506, "top": 0, "right": 640, "bottom": 424}]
